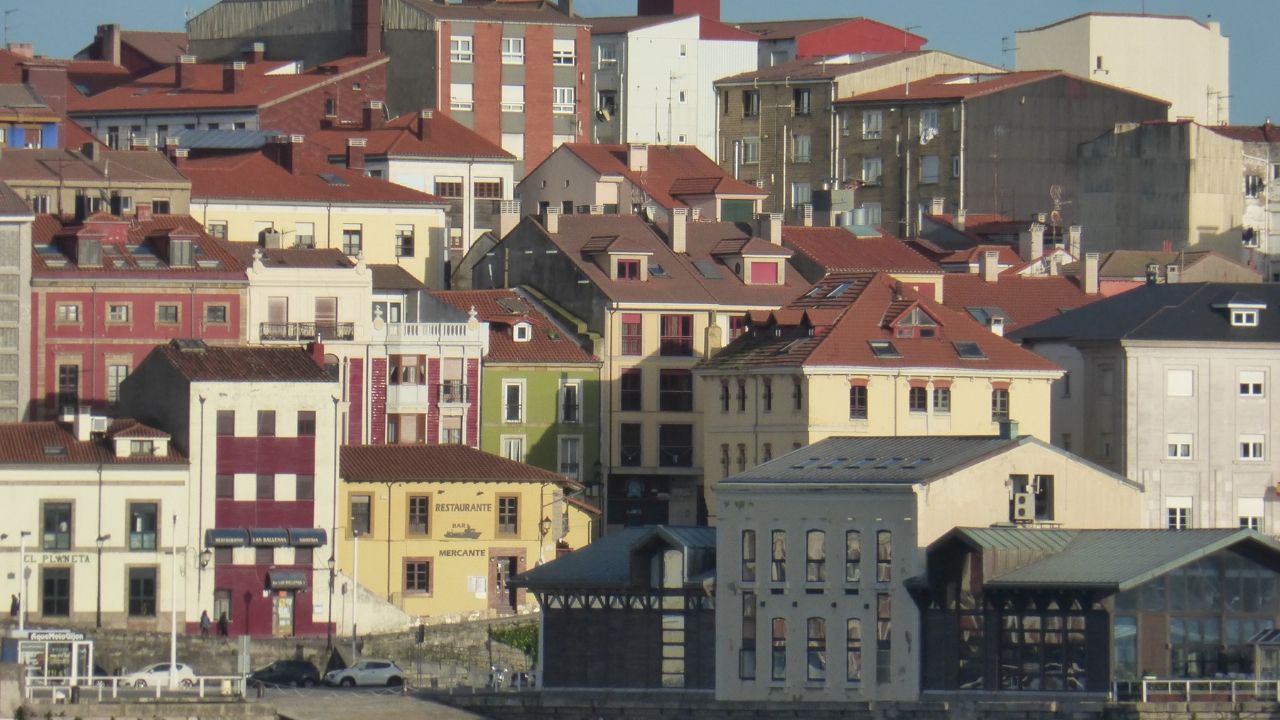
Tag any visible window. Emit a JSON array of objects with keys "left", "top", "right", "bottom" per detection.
[
  {"left": 719, "top": 381, "right": 730, "bottom": 413},
  {"left": 807, "top": 618, "right": 827, "bottom": 682},
  {"left": 215, "top": 548, "right": 232, "bottom": 565},
  {"left": 393, "top": 226, "right": 414, "bottom": 257},
  {"left": 1167, "top": 368, "right": 1194, "bottom": 397},
  {"left": 204, "top": 305, "right": 228, "bottom": 324},
  {"left": 402, "top": 496, "right": 431, "bottom": 537},
  {"left": 952, "top": 154, "right": 961, "bottom": 178},
  {"left": 761, "top": 379, "right": 773, "bottom": 412},
  {"left": 106, "top": 304, "right": 129, "bottom": 323},
  {"left": 405, "top": 560, "right": 431, "bottom": 593},
  {"left": 991, "top": 388, "right": 1010, "bottom": 422},
  {"left": 658, "top": 423, "right": 693, "bottom": 467},
  {"left": 861, "top": 157, "right": 882, "bottom": 184},
  {"left": 659, "top": 369, "right": 693, "bottom": 411},
  {"left": 762, "top": 443, "right": 773, "bottom": 463},
  {"left": 1166, "top": 433, "right": 1193, "bottom": 459},
  {"left": 552, "top": 38, "right": 576, "bottom": 65},
  {"left": 255, "top": 547, "right": 274, "bottom": 565},
  {"left": 660, "top": 314, "right": 693, "bottom": 356},
  {"left": 1246, "top": 175, "right": 1264, "bottom": 198},
  {"left": 771, "top": 618, "right": 787, "bottom": 680},
  {"left": 128, "top": 502, "right": 158, "bottom": 550},
  {"left": 849, "top": 385, "right": 868, "bottom": 419},
  {"left": 552, "top": 87, "right": 575, "bottom": 114},
  {"left": 1233, "top": 309, "right": 1259, "bottom": 327},
  {"left": 128, "top": 567, "right": 157, "bottom": 617},
  {"left": 257, "top": 410, "right": 276, "bottom": 436},
  {"left": 56, "top": 304, "right": 79, "bottom": 323},
  {"left": 770, "top": 530, "right": 786, "bottom": 583},
  {"left": 908, "top": 386, "right": 927, "bottom": 413},
  {"left": 497, "top": 495, "right": 519, "bottom": 536},
  {"left": 791, "top": 181, "right": 811, "bottom": 205},
  {"left": 501, "top": 436, "right": 524, "bottom": 462},
  {"left": 57, "top": 364, "right": 79, "bottom": 410},
  {"left": 42, "top": 568, "right": 70, "bottom": 617},
  {"left": 736, "top": 443, "right": 747, "bottom": 472},
  {"left": 876, "top": 594, "right": 891, "bottom": 684},
  {"left": 559, "top": 436, "right": 582, "bottom": 479},
  {"left": 741, "top": 530, "right": 757, "bottom": 582},
  {"left": 441, "top": 415, "right": 463, "bottom": 444},
  {"left": 215, "top": 474, "right": 233, "bottom": 499},
  {"left": 503, "top": 382, "right": 524, "bottom": 422},
  {"left": 620, "top": 423, "right": 641, "bottom": 466},
  {"left": 616, "top": 258, "right": 640, "bottom": 280},
  {"left": 1240, "top": 434, "right": 1265, "bottom": 460},
  {"left": 106, "top": 364, "right": 128, "bottom": 405},
  {"left": 256, "top": 474, "right": 274, "bottom": 500},
  {"left": 342, "top": 224, "right": 363, "bottom": 255},
  {"left": 740, "top": 592, "right": 757, "bottom": 680},
  {"left": 933, "top": 387, "right": 951, "bottom": 413},
  {"left": 216, "top": 410, "right": 234, "bottom": 436},
  {"left": 474, "top": 179, "right": 503, "bottom": 199},
  {"left": 875, "top": 530, "right": 891, "bottom": 582},
  {"left": 920, "top": 108, "right": 940, "bottom": 135},
  {"left": 501, "top": 37, "right": 524, "bottom": 64},
  {"left": 154, "top": 304, "right": 178, "bottom": 324},
  {"left": 598, "top": 43, "right": 618, "bottom": 64},
  {"left": 846, "top": 619, "right": 862, "bottom": 682},
  {"left": 805, "top": 530, "right": 826, "bottom": 583},
  {"left": 845, "top": 531, "right": 861, "bottom": 584},
  {"left": 1167, "top": 496, "right": 1192, "bottom": 530},
  {"left": 793, "top": 88, "right": 811, "bottom": 116},
  {"left": 792, "top": 135, "right": 811, "bottom": 163},
  {"left": 920, "top": 154, "right": 939, "bottom": 184},
  {"left": 560, "top": 382, "right": 581, "bottom": 423},
  {"left": 743, "top": 90, "right": 760, "bottom": 118},
  {"left": 862, "top": 110, "right": 883, "bottom": 139},
  {"left": 722, "top": 444, "right": 731, "bottom": 482},
  {"left": 1240, "top": 370, "right": 1265, "bottom": 396},
  {"left": 792, "top": 377, "right": 803, "bottom": 411},
  {"left": 1239, "top": 498, "right": 1264, "bottom": 531},
  {"left": 297, "top": 411, "right": 316, "bottom": 436},
  {"left": 434, "top": 178, "right": 463, "bottom": 198},
  {"left": 450, "top": 35, "right": 473, "bottom": 63},
  {"left": 31, "top": 194, "right": 50, "bottom": 213},
  {"left": 619, "top": 369, "right": 642, "bottom": 411},
  {"left": 736, "top": 379, "right": 747, "bottom": 413},
  {"left": 43, "top": 502, "right": 72, "bottom": 550},
  {"left": 296, "top": 474, "right": 314, "bottom": 501},
  {"left": 742, "top": 137, "right": 760, "bottom": 164},
  {"left": 621, "top": 313, "right": 643, "bottom": 355},
  {"left": 350, "top": 495, "right": 371, "bottom": 536}
]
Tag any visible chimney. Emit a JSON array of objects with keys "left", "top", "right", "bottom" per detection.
[
  {"left": 1166, "top": 264, "right": 1181, "bottom": 284},
  {"left": 270, "top": 134, "right": 304, "bottom": 174},
  {"left": 352, "top": 0, "right": 382, "bottom": 57},
  {"left": 309, "top": 341, "right": 326, "bottom": 369},
  {"left": 801, "top": 203, "right": 813, "bottom": 227},
  {"left": 362, "top": 100, "right": 384, "bottom": 131},
  {"left": 998, "top": 419, "right": 1020, "bottom": 440},
  {"left": 1067, "top": 225, "right": 1082, "bottom": 259},
  {"left": 1019, "top": 222, "right": 1045, "bottom": 261},
  {"left": 988, "top": 316, "right": 1005, "bottom": 337},
  {"left": 223, "top": 61, "right": 246, "bottom": 94},
  {"left": 129, "top": 137, "right": 150, "bottom": 151},
  {"left": 415, "top": 110, "right": 433, "bottom": 141},
  {"left": 135, "top": 202, "right": 153, "bottom": 223},
  {"left": 244, "top": 42, "right": 266, "bottom": 63},
  {"left": 498, "top": 200, "right": 521, "bottom": 239},
  {"left": 981, "top": 250, "right": 1000, "bottom": 283},
  {"left": 930, "top": 196, "right": 945, "bottom": 215},
  {"left": 168, "top": 146, "right": 188, "bottom": 168},
  {"left": 96, "top": 24, "right": 122, "bottom": 66},
  {"left": 668, "top": 207, "right": 688, "bottom": 254},
  {"left": 5, "top": 42, "right": 32, "bottom": 59},
  {"left": 756, "top": 212, "right": 783, "bottom": 245},
  {"left": 955, "top": 209, "right": 967, "bottom": 231},
  {"left": 346, "top": 137, "right": 367, "bottom": 171},
  {"left": 1145, "top": 263, "right": 1159, "bottom": 286},
  {"left": 542, "top": 205, "right": 561, "bottom": 234},
  {"left": 73, "top": 405, "right": 94, "bottom": 442},
  {"left": 627, "top": 143, "right": 649, "bottom": 172},
  {"left": 1083, "top": 252, "right": 1100, "bottom": 295},
  {"left": 176, "top": 55, "right": 198, "bottom": 90}
]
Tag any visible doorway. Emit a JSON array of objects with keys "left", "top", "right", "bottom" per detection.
[
  {"left": 488, "top": 549, "right": 525, "bottom": 613},
  {"left": 272, "top": 591, "right": 294, "bottom": 637}
]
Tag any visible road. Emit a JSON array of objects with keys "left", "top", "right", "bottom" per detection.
[{"left": 258, "top": 686, "right": 489, "bottom": 720}]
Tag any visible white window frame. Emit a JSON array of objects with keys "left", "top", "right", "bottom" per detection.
[
  {"left": 513, "top": 322, "right": 532, "bottom": 342},
  {"left": 450, "top": 36, "right": 473, "bottom": 63},
  {"left": 552, "top": 38, "right": 576, "bottom": 66},
  {"left": 861, "top": 203, "right": 882, "bottom": 225},
  {"left": 560, "top": 380, "right": 583, "bottom": 424},
  {"left": 450, "top": 83, "right": 474, "bottom": 112},
  {"left": 920, "top": 108, "right": 940, "bottom": 134},
  {"left": 558, "top": 435, "right": 583, "bottom": 480},
  {"left": 501, "top": 84, "right": 525, "bottom": 113},
  {"left": 1233, "top": 309, "right": 1260, "bottom": 327},
  {"left": 1239, "top": 497, "right": 1264, "bottom": 531},
  {"left": 791, "top": 181, "right": 811, "bottom": 206},
  {"left": 107, "top": 304, "right": 130, "bottom": 323},
  {"left": 502, "top": 380, "right": 525, "bottom": 424},
  {"left": 598, "top": 43, "right": 618, "bottom": 64},
  {"left": 742, "top": 137, "right": 760, "bottom": 165},
  {"left": 1240, "top": 434, "right": 1266, "bottom": 460},
  {"left": 501, "top": 37, "right": 524, "bottom": 64},
  {"left": 862, "top": 110, "right": 882, "bottom": 139},
  {"left": 1240, "top": 370, "right": 1265, "bottom": 397},
  {"left": 552, "top": 86, "right": 575, "bottom": 114},
  {"left": 500, "top": 435, "right": 525, "bottom": 462},
  {"left": 1166, "top": 433, "right": 1192, "bottom": 459},
  {"left": 1166, "top": 496, "right": 1192, "bottom": 530},
  {"left": 861, "top": 157, "right": 882, "bottom": 184},
  {"left": 792, "top": 134, "right": 811, "bottom": 163}
]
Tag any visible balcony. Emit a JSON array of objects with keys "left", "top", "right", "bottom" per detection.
[
  {"left": 384, "top": 322, "right": 482, "bottom": 344},
  {"left": 438, "top": 382, "right": 469, "bottom": 404},
  {"left": 260, "top": 322, "right": 355, "bottom": 342},
  {"left": 386, "top": 383, "right": 430, "bottom": 409},
  {"left": 659, "top": 337, "right": 693, "bottom": 357}
]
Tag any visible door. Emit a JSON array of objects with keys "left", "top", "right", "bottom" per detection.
[
  {"left": 273, "top": 591, "right": 294, "bottom": 637},
  {"left": 314, "top": 297, "right": 337, "bottom": 338},
  {"left": 267, "top": 297, "right": 289, "bottom": 338},
  {"left": 491, "top": 557, "right": 518, "bottom": 612}
]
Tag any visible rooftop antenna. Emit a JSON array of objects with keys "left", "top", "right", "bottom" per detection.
[
  {"left": 3, "top": 9, "right": 16, "bottom": 47},
  {"left": 902, "top": 24, "right": 919, "bottom": 53},
  {"left": 1000, "top": 36, "right": 1018, "bottom": 70}
]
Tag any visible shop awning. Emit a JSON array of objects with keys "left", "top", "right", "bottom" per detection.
[
  {"left": 288, "top": 528, "right": 327, "bottom": 547},
  {"left": 266, "top": 570, "right": 308, "bottom": 590},
  {"left": 248, "top": 528, "right": 290, "bottom": 546},
  {"left": 204, "top": 529, "right": 249, "bottom": 548}
]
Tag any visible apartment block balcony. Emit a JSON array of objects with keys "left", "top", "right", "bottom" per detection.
[
  {"left": 260, "top": 322, "right": 355, "bottom": 342},
  {"left": 383, "top": 322, "right": 484, "bottom": 346},
  {"left": 386, "top": 383, "right": 431, "bottom": 410}
]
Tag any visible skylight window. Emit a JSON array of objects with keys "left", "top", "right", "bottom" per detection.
[
  {"left": 789, "top": 457, "right": 822, "bottom": 470},
  {"left": 953, "top": 341, "right": 986, "bottom": 359},
  {"left": 776, "top": 339, "right": 803, "bottom": 355},
  {"left": 319, "top": 173, "right": 348, "bottom": 187},
  {"left": 847, "top": 457, "right": 878, "bottom": 469},
  {"left": 868, "top": 340, "right": 901, "bottom": 358},
  {"left": 827, "top": 282, "right": 853, "bottom": 298},
  {"left": 649, "top": 262, "right": 670, "bottom": 278}
]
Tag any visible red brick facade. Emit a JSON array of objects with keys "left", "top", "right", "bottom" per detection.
[{"left": 258, "top": 61, "right": 389, "bottom": 133}]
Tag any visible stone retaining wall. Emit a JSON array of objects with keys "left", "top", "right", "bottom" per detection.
[{"left": 24, "top": 698, "right": 278, "bottom": 720}]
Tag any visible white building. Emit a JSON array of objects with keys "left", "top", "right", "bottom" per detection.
[
  {"left": 1016, "top": 13, "right": 1230, "bottom": 124},
  {"left": 589, "top": 14, "right": 757, "bottom": 158}
]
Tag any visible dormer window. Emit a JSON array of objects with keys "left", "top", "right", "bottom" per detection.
[
  {"left": 747, "top": 260, "right": 779, "bottom": 285},
  {"left": 1233, "top": 310, "right": 1259, "bottom": 327},
  {"left": 892, "top": 306, "right": 937, "bottom": 338},
  {"left": 1213, "top": 294, "right": 1265, "bottom": 328},
  {"left": 617, "top": 259, "right": 640, "bottom": 280},
  {"left": 513, "top": 322, "right": 532, "bottom": 342}
]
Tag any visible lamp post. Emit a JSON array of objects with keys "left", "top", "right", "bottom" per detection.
[
  {"left": 18, "top": 530, "right": 30, "bottom": 633},
  {"left": 95, "top": 534, "right": 111, "bottom": 629},
  {"left": 350, "top": 529, "right": 359, "bottom": 662},
  {"left": 168, "top": 514, "right": 178, "bottom": 690},
  {"left": 325, "top": 554, "right": 336, "bottom": 651}
]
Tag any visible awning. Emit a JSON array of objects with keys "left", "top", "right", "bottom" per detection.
[
  {"left": 248, "top": 528, "right": 290, "bottom": 547},
  {"left": 266, "top": 570, "right": 308, "bottom": 590},
  {"left": 288, "top": 528, "right": 327, "bottom": 547},
  {"left": 204, "top": 529, "right": 249, "bottom": 548}
]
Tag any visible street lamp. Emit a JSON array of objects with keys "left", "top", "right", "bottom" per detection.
[
  {"left": 168, "top": 514, "right": 179, "bottom": 690},
  {"left": 95, "top": 534, "right": 111, "bottom": 629},
  {"left": 17, "top": 530, "right": 31, "bottom": 633},
  {"left": 351, "top": 528, "right": 360, "bottom": 663},
  {"left": 325, "top": 554, "right": 336, "bottom": 650}
]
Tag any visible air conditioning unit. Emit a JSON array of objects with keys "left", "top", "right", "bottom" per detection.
[
  {"left": 1012, "top": 492, "right": 1035, "bottom": 522},
  {"left": 91, "top": 416, "right": 110, "bottom": 434}
]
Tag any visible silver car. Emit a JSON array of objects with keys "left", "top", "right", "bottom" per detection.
[{"left": 323, "top": 659, "right": 405, "bottom": 687}]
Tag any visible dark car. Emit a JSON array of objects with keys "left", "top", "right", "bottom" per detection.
[{"left": 248, "top": 660, "right": 320, "bottom": 688}]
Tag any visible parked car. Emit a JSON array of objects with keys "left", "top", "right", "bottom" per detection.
[
  {"left": 323, "top": 659, "right": 405, "bottom": 687},
  {"left": 122, "top": 662, "right": 197, "bottom": 688},
  {"left": 248, "top": 660, "right": 320, "bottom": 688}
]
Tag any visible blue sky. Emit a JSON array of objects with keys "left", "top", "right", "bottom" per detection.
[{"left": 14, "top": 0, "right": 1275, "bottom": 124}]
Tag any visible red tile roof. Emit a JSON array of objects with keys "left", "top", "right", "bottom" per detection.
[
  {"left": 1209, "top": 123, "right": 1280, "bottom": 144},
  {"left": 309, "top": 110, "right": 514, "bottom": 161},
  {"left": 151, "top": 342, "right": 334, "bottom": 383},
  {"left": 783, "top": 226, "right": 941, "bottom": 274},
  {"left": 700, "top": 272, "right": 1061, "bottom": 373},
  {"left": 223, "top": 242, "right": 356, "bottom": 270},
  {"left": 32, "top": 214, "right": 246, "bottom": 281},
  {"left": 402, "top": 0, "right": 588, "bottom": 26},
  {"left": 341, "top": 444, "right": 581, "bottom": 486},
  {"left": 430, "top": 289, "right": 597, "bottom": 365},
  {"left": 0, "top": 147, "right": 188, "bottom": 185},
  {"left": 735, "top": 16, "right": 926, "bottom": 43},
  {"left": 116, "top": 30, "right": 190, "bottom": 67},
  {"left": 940, "top": 273, "right": 1101, "bottom": 332},
  {"left": 0, "top": 419, "right": 184, "bottom": 464},
  {"left": 68, "top": 56, "right": 388, "bottom": 114},
  {"left": 589, "top": 14, "right": 757, "bottom": 41},
  {"left": 555, "top": 143, "right": 764, "bottom": 211}
]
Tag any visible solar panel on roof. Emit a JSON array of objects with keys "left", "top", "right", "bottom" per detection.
[
  {"left": 693, "top": 260, "right": 722, "bottom": 279},
  {"left": 319, "top": 173, "right": 348, "bottom": 187}
]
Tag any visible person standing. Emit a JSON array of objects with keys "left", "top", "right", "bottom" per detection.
[
  {"left": 218, "top": 611, "right": 229, "bottom": 637},
  {"left": 200, "top": 610, "right": 211, "bottom": 638},
  {"left": 8, "top": 593, "right": 17, "bottom": 619}
]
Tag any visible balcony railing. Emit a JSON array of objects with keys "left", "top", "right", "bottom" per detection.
[
  {"left": 620, "top": 446, "right": 642, "bottom": 466},
  {"left": 260, "top": 322, "right": 355, "bottom": 342},
  {"left": 658, "top": 445, "right": 693, "bottom": 467},
  {"left": 660, "top": 337, "right": 694, "bottom": 356},
  {"left": 438, "top": 382, "right": 469, "bottom": 404},
  {"left": 384, "top": 322, "right": 480, "bottom": 343}
]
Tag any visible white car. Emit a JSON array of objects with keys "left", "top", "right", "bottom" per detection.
[
  {"left": 323, "top": 659, "right": 405, "bottom": 687},
  {"left": 123, "top": 662, "right": 197, "bottom": 688}
]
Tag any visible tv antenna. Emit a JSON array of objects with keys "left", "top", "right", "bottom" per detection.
[
  {"left": 1049, "top": 184, "right": 1072, "bottom": 232},
  {"left": 1000, "top": 36, "right": 1018, "bottom": 70},
  {"left": 3, "top": 9, "right": 17, "bottom": 47}
]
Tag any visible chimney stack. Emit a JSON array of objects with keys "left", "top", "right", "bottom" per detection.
[
  {"left": 362, "top": 100, "right": 384, "bottom": 130},
  {"left": 955, "top": 209, "right": 967, "bottom": 231},
  {"left": 498, "top": 200, "right": 521, "bottom": 239},
  {"left": 1068, "top": 225, "right": 1082, "bottom": 259},
  {"left": 756, "top": 212, "right": 783, "bottom": 245},
  {"left": 415, "top": 110, "right": 432, "bottom": 141},
  {"left": 628, "top": 143, "right": 649, "bottom": 172},
  {"left": 271, "top": 134, "right": 304, "bottom": 174},
  {"left": 244, "top": 42, "right": 266, "bottom": 63},
  {"left": 801, "top": 203, "right": 813, "bottom": 227},
  {"left": 352, "top": 0, "right": 382, "bottom": 57},
  {"left": 981, "top": 250, "right": 1000, "bottom": 283},
  {"left": 176, "top": 55, "right": 198, "bottom": 89},
  {"left": 668, "top": 207, "right": 688, "bottom": 254},
  {"left": 135, "top": 202, "right": 153, "bottom": 223},
  {"left": 171, "top": 147, "right": 189, "bottom": 168},
  {"left": 73, "top": 406, "right": 94, "bottom": 442},
  {"left": 346, "top": 137, "right": 367, "bottom": 172},
  {"left": 1083, "top": 252, "right": 1100, "bottom": 295},
  {"left": 96, "top": 24, "right": 122, "bottom": 66},
  {"left": 1019, "top": 222, "right": 1045, "bottom": 262},
  {"left": 988, "top": 316, "right": 1005, "bottom": 337},
  {"left": 542, "top": 205, "right": 561, "bottom": 234},
  {"left": 223, "top": 61, "right": 246, "bottom": 94}
]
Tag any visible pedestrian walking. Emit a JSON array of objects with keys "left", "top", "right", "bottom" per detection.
[
  {"left": 200, "top": 610, "right": 211, "bottom": 638},
  {"left": 218, "top": 611, "right": 229, "bottom": 637},
  {"left": 8, "top": 594, "right": 16, "bottom": 619}
]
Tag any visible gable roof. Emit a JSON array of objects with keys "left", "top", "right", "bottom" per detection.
[
  {"left": 0, "top": 419, "right": 184, "bottom": 465},
  {"left": 32, "top": 214, "right": 246, "bottom": 281},
  {"left": 0, "top": 147, "right": 188, "bottom": 186},
  {"left": 716, "top": 52, "right": 922, "bottom": 86},
  {"left": 735, "top": 17, "right": 926, "bottom": 45},
  {"left": 1058, "top": 249, "right": 1258, "bottom": 281},
  {"left": 699, "top": 271, "right": 1060, "bottom": 372},
  {"left": 510, "top": 525, "right": 715, "bottom": 590},
  {"left": 941, "top": 273, "right": 1100, "bottom": 333},
  {"left": 841, "top": 70, "right": 1062, "bottom": 103},
  {"left": 783, "top": 226, "right": 941, "bottom": 274},
  {"left": 223, "top": 242, "right": 356, "bottom": 270},
  {"left": 1210, "top": 123, "right": 1280, "bottom": 144},
  {"left": 370, "top": 264, "right": 424, "bottom": 290},
  {"left": 309, "top": 110, "right": 514, "bottom": 161},
  {"left": 341, "top": 444, "right": 580, "bottom": 487},
  {"left": 553, "top": 143, "right": 764, "bottom": 211},
  {"left": 1010, "top": 283, "right": 1280, "bottom": 344},
  {"left": 430, "top": 289, "right": 596, "bottom": 364},
  {"left": 0, "top": 180, "right": 32, "bottom": 217},
  {"left": 1018, "top": 12, "right": 1213, "bottom": 34},
  {"left": 151, "top": 342, "right": 334, "bottom": 383}
]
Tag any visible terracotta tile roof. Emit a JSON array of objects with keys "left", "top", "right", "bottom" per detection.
[
  {"left": 588, "top": 14, "right": 757, "bottom": 41},
  {"left": 430, "top": 288, "right": 597, "bottom": 364},
  {"left": 565, "top": 495, "right": 601, "bottom": 515},
  {"left": 711, "top": 237, "right": 792, "bottom": 257},
  {"left": 0, "top": 180, "right": 31, "bottom": 216},
  {"left": 32, "top": 214, "right": 246, "bottom": 281},
  {"left": 940, "top": 273, "right": 1101, "bottom": 333},
  {"left": 309, "top": 110, "right": 514, "bottom": 161},
  {"left": 0, "top": 147, "right": 188, "bottom": 185},
  {"left": 556, "top": 143, "right": 764, "bottom": 211},
  {"left": 700, "top": 271, "right": 1061, "bottom": 373},
  {"left": 735, "top": 16, "right": 925, "bottom": 43},
  {"left": 118, "top": 30, "right": 189, "bottom": 67},
  {"left": 0, "top": 419, "right": 184, "bottom": 465},
  {"left": 784, "top": 226, "right": 941, "bottom": 274},
  {"left": 716, "top": 52, "right": 923, "bottom": 85},
  {"left": 1208, "top": 123, "right": 1280, "bottom": 144},
  {"left": 65, "top": 61, "right": 136, "bottom": 96},
  {"left": 402, "top": 0, "right": 588, "bottom": 25},
  {"left": 181, "top": 148, "right": 447, "bottom": 205},
  {"left": 539, "top": 215, "right": 810, "bottom": 307},
  {"left": 68, "top": 55, "right": 387, "bottom": 114},
  {"left": 223, "top": 242, "right": 356, "bottom": 269},
  {"left": 369, "top": 264, "right": 424, "bottom": 290},
  {"left": 151, "top": 342, "right": 334, "bottom": 383},
  {"left": 341, "top": 443, "right": 581, "bottom": 486},
  {"left": 842, "top": 70, "right": 1169, "bottom": 106}
]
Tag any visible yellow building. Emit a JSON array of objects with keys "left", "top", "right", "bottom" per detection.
[
  {"left": 181, "top": 135, "right": 450, "bottom": 287},
  {"left": 695, "top": 271, "right": 1063, "bottom": 520},
  {"left": 337, "top": 444, "right": 591, "bottom": 626}
]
